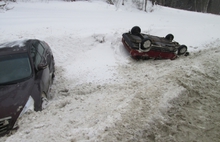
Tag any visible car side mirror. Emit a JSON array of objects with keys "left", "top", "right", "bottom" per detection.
[{"left": 37, "top": 63, "right": 47, "bottom": 70}]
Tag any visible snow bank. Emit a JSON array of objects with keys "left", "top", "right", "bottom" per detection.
[{"left": 0, "top": 1, "right": 220, "bottom": 142}]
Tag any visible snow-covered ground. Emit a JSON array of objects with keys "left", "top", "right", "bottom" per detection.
[{"left": 0, "top": 1, "right": 220, "bottom": 141}]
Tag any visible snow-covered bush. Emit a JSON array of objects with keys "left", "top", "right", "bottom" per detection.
[{"left": 0, "top": 0, "right": 14, "bottom": 11}]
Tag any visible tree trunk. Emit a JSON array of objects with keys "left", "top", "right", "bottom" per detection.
[
  {"left": 144, "top": 0, "right": 147, "bottom": 11},
  {"left": 202, "top": 0, "right": 210, "bottom": 13},
  {"left": 170, "top": 0, "right": 176, "bottom": 7},
  {"left": 107, "top": 0, "right": 114, "bottom": 5},
  {"left": 152, "top": 0, "right": 157, "bottom": 5},
  {"left": 159, "top": 0, "right": 162, "bottom": 5},
  {"left": 194, "top": 0, "right": 197, "bottom": 11},
  {"left": 208, "top": 0, "right": 220, "bottom": 14}
]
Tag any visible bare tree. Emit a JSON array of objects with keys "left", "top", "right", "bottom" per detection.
[
  {"left": 170, "top": 0, "right": 177, "bottom": 7},
  {"left": 150, "top": 0, "right": 157, "bottom": 5},
  {"left": 159, "top": 0, "right": 165, "bottom": 5},
  {"left": 202, "top": 0, "right": 210, "bottom": 13},
  {"left": 194, "top": 0, "right": 197, "bottom": 11},
  {"left": 144, "top": 0, "right": 147, "bottom": 11},
  {"left": 107, "top": 0, "right": 114, "bottom": 5}
]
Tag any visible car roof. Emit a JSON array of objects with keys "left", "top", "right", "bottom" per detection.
[{"left": 0, "top": 39, "right": 40, "bottom": 55}]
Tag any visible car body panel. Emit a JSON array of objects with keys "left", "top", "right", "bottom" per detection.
[{"left": 0, "top": 79, "right": 34, "bottom": 134}]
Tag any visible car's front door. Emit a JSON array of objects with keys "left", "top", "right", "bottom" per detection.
[{"left": 32, "top": 41, "right": 50, "bottom": 95}]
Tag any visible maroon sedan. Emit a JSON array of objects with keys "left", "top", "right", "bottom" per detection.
[
  {"left": 0, "top": 39, "right": 55, "bottom": 136},
  {"left": 122, "top": 26, "right": 189, "bottom": 60}
]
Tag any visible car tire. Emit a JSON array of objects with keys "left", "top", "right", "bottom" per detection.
[
  {"left": 141, "top": 38, "right": 152, "bottom": 51},
  {"left": 165, "top": 34, "right": 174, "bottom": 41},
  {"left": 51, "top": 56, "right": 55, "bottom": 79},
  {"left": 184, "top": 52, "right": 190, "bottom": 56},
  {"left": 52, "top": 65, "right": 55, "bottom": 79},
  {"left": 131, "top": 26, "right": 141, "bottom": 36},
  {"left": 178, "top": 45, "right": 187, "bottom": 55},
  {"left": 41, "top": 92, "right": 49, "bottom": 110}
]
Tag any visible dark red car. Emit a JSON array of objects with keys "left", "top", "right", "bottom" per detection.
[
  {"left": 0, "top": 39, "right": 55, "bottom": 136},
  {"left": 122, "top": 26, "right": 189, "bottom": 60}
]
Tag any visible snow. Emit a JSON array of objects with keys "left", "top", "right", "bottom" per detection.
[
  {"left": 0, "top": 39, "right": 28, "bottom": 48},
  {"left": 0, "top": 1, "right": 220, "bottom": 141}
]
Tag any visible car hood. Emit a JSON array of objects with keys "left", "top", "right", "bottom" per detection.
[{"left": 0, "top": 78, "right": 34, "bottom": 128}]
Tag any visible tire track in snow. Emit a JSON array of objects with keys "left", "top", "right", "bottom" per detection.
[{"left": 99, "top": 45, "right": 220, "bottom": 142}]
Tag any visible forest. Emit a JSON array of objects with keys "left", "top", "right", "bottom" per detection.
[
  {"left": 154, "top": 0, "right": 220, "bottom": 14},
  {"left": 109, "top": 0, "right": 220, "bottom": 15},
  {"left": 1, "top": 0, "right": 219, "bottom": 14}
]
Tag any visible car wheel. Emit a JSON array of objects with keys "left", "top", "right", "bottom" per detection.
[
  {"left": 185, "top": 52, "right": 190, "bottom": 56},
  {"left": 51, "top": 57, "right": 55, "bottom": 79},
  {"left": 165, "top": 34, "right": 174, "bottom": 41},
  {"left": 141, "top": 38, "right": 152, "bottom": 51},
  {"left": 52, "top": 66, "right": 55, "bottom": 79},
  {"left": 131, "top": 26, "right": 141, "bottom": 36},
  {"left": 41, "top": 92, "right": 49, "bottom": 110},
  {"left": 178, "top": 45, "right": 187, "bottom": 55}
]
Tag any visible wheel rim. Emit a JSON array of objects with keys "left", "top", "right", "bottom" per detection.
[
  {"left": 179, "top": 47, "right": 187, "bottom": 54},
  {"left": 143, "top": 40, "right": 151, "bottom": 48}
]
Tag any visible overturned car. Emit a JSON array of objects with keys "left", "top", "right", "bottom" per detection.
[
  {"left": 0, "top": 39, "right": 55, "bottom": 136},
  {"left": 122, "top": 26, "right": 189, "bottom": 60}
]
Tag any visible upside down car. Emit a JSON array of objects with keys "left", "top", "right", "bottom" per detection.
[{"left": 122, "top": 26, "right": 189, "bottom": 60}]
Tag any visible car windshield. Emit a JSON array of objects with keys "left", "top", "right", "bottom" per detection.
[{"left": 0, "top": 53, "right": 32, "bottom": 85}]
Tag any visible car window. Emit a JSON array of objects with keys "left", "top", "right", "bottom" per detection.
[
  {"left": 37, "top": 43, "right": 44, "bottom": 55},
  {"left": 32, "top": 42, "right": 45, "bottom": 69},
  {"left": 0, "top": 53, "right": 32, "bottom": 85},
  {"left": 30, "top": 45, "right": 36, "bottom": 61},
  {"left": 40, "top": 41, "right": 51, "bottom": 67}
]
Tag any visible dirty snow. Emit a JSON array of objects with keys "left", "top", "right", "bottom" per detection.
[{"left": 0, "top": 0, "right": 220, "bottom": 142}]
